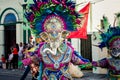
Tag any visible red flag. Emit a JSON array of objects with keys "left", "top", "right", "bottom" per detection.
[{"left": 67, "top": 2, "right": 90, "bottom": 39}]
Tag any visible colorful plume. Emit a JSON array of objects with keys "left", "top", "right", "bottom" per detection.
[
  {"left": 97, "top": 13, "right": 120, "bottom": 49},
  {"left": 24, "top": 0, "right": 83, "bottom": 37}
]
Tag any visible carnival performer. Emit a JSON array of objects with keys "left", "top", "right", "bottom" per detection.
[
  {"left": 20, "top": 0, "right": 90, "bottom": 80},
  {"left": 80, "top": 13, "right": 120, "bottom": 80}
]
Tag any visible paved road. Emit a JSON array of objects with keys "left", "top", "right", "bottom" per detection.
[
  {"left": 0, "top": 68, "right": 32, "bottom": 80},
  {"left": 0, "top": 68, "right": 108, "bottom": 80}
]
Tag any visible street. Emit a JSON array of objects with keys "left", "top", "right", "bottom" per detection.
[
  {"left": 0, "top": 68, "right": 31, "bottom": 80},
  {"left": 0, "top": 68, "right": 108, "bottom": 80}
]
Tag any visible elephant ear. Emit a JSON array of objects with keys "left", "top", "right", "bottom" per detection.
[
  {"left": 40, "top": 32, "right": 49, "bottom": 42},
  {"left": 61, "top": 30, "right": 70, "bottom": 39},
  {"left": 68, "top": 62, "right": 84, "bottom": 78}
]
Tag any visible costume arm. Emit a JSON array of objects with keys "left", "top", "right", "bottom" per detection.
[
  {"left": 79, "top": 58, "right": 109, "bottom": 69},
  {"left": 22, "top": 52, "right": 33, "bottom": 66},
  {"left": 22, "top": 57, "right": 32, "bottom": 66},
  {"left": 92, "top": 58, "right": 109, "bottom": 68},
  {"left": 22, "top": 49, "right": 42, "bottom": 66},
  {"left": 71, "top": 51, "right": 90, "bottom": 65}
]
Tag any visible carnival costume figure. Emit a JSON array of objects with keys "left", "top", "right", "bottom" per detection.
[
  {"left": 80, "top": 14, "right": 120, "bottom": 80},
  {"left": 20, "top": 0, "right": 90, "bottom": 80}
]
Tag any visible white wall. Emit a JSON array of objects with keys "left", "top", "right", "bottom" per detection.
[
  {"left": 71, "top": 39, "right": 81, "bottom": 53},
  {"left": 92, "top": 0, "right": 120, "bottom": 31},
  {"left": 92, "top": 34, "right": 108, "bottom": 74},
  {"left": 0, "top": 26, "right": 4, "bottom": 60},
  {"left": 0, "top": 0, "right": 24, "bottom": 59}
]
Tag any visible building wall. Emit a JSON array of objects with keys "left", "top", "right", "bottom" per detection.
[
  {"left": 0, "top": 25, "right": 4, "bottom": 58},
  {"left": 92, "top": 0, "right": 120, "bottom": 31},
  {"left": 0, "top": 0, "right": 24, "bottom": 59}
]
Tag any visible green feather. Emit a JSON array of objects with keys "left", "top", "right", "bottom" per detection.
[
  {"left": 115, "top": 13, "right": 120, "bottom": 27},
  {"left": 103, "top": 16, "right": 109, "bottom": 32}
]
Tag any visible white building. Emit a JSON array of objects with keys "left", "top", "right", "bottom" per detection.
[{"left": 0, "top": 0, "right": 32, "bottom": 60}]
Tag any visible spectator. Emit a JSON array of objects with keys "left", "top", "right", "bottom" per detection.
[
  {"left": 12, "top": 43, "right": 19, "bottom": 69},
  {"left": 18, "top": 42, "right": 24, "bottom": 69},
  {"left": 20, "top": 44, "right": 38, "bottom": 80},
  {"left": 8, "top": 53, "right": 13, "bottom": 69},
  {"left": 0, "top": 54, "right": 6, "bottom": 69},
  {"left": 18, "top": 42, "right": 23, "bottom": 60}
]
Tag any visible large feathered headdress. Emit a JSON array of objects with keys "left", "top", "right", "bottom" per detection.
[
  {"left": 97, "top": 13, "right": 120, "bottom": 49},
  {"left": 24, "top": 0, "right": 82, "bottom": 36}
]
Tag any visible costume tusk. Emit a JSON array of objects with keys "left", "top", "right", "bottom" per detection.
[{"left": 43, "top": 48, "right": 56, "bottom": 55}]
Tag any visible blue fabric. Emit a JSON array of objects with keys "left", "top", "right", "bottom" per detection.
[
  {"left": 45, "top": 69, "right": 62, "bottom": 79},
  {"left": 38, "top": 62, "right": 43, "bottom": 80},
  {"left": 74, "top": 51, "right": 90, "bottom": 62},
  {"left": 44, "top": 66, "right": 67, "bottom": 80}
]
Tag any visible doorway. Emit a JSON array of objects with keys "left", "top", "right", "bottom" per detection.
[
  {"left": 81, "top": 34, "right": 92, "bottom": 61},
  {"left": 4, "top": 13, "right": 16, "bottom": 59},
  {"left": 4, "top": 25, "right": 16, "bottom": 59}
]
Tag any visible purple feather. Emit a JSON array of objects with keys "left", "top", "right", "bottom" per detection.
[
  {"left": 25, "top": 12, "right": 35, "bottom": 22},
  {"left": 61, "top": 0, "right": 67, "bottom": 7},
  {"left": 69, "top": 4, "right": 75, "bottom": 10},
  {"left": 30, "top": 4, "right": 39, "bottom": 12},
  {"left": 76, "top": 18, "right": 81, "bottom": 24},
  {"left": 36, "top": 2, "right": 43, "bottom": 8},
  {"left": 41, "top": 0, "right": 50, "bottom": 3},
  {"left": 29, "top": 13, "right": 35, "bottom": 22},
  {"left": 52, "top": 0, "right": 61, "bottom": 4},
  {"left": 61, "top": 0, "right": 66, "bottom": 4}
]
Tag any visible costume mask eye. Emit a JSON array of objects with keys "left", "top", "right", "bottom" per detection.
[{"left": 109, "top": 48, "right": 120, "bottom": 57}]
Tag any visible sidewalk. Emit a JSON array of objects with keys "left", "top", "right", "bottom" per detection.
[{"left": 0, "top": 68, "right": 108, "bottom": 80}]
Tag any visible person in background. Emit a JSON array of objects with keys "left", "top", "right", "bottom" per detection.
[
  {"left": 8, "top": 53, "right": 13, "bottom": 70},
  {"left": 20, "top": 44, "right": 38, "bottom": 80},
  {"left": 12, "top": 43, "right": 19, "bottom": 69},
  {"left": 18, "top": 42, "right": 23, "bottom": 60},
  {"left": 0, "top": 54, "right": 6, "bottom": 69},
  {"left": 18, "top": 42, "right": 24, "bottom": 69}
]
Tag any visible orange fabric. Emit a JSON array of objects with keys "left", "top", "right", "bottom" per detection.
[
  {"left": 1, "top": 57, "right": 6, "bottom": 63},
  {"left": 12, "top": 48, "right": 18, "bottom": 54}
]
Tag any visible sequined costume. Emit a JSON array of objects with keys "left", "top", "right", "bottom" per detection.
[
  {"left": 21, "top": 0, "right": 90, "bottom": 80},
  {"left": 40, "top": 42, "right": 85, "bottom": 80},
  {"left": 22, "top": 41, "right": 88, "bottom": 80},
  {"left": 91, "top": 14, "right": 120, "bottom": 80},
  {"left": 93, "top": 58, "right": 120, "bottom": 78}
]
